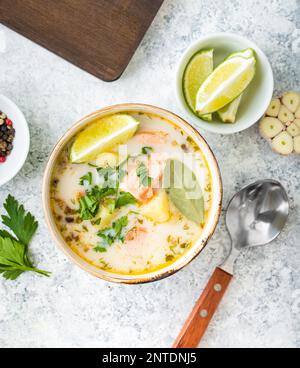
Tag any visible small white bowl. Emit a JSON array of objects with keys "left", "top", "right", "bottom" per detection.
[
  {"left": 176, "top": 33, "right": 274, "bottom": 134},
  {"left": 0, "top": 94, "right": 30, "bottom": 186}
]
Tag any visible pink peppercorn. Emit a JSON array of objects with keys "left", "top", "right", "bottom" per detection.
[
  {"left": 6, "top": 119, "right": 13, "bottom": 126},
  {"left": 0, "top": 156, "right": 6, "bottom": 163}
]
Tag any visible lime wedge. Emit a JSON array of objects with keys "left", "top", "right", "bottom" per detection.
[
  {"left": 183, "top": 49, "right": 214, "bottom": 121},
  {"left": 196, "top": 49, "right": 256, "bottom": 114},
  {"left": 70, "top": 114, "right": 139, "bottom": 163},
  {"left": 218, "top": 94, "right": 243, "bottom": 123}
]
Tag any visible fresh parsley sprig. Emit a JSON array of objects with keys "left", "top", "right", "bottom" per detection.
[
  {"left": 79, "top": 172, "right": 93, "bottom": 186},
  {"left": 0, "top": 195, "right": 50, "bottom": 280},
  {"left": 78, "top": 161, "right": 136, "bottom": 221},
  {"left": 0, "top": 237, "right": 50, "bottom": 280},
  {"left": 115, "top": 192, "right": 136, "bottom": 208},
  {"left": 2, "top": 195, "right": 38, "bottom": 246},
  {"left": 79, "top": 187, "right": 116, "bottom": 220}
]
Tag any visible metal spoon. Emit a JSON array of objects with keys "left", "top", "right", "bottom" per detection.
[{"left": 173, "top": 180, "right": 289, "bottom": 348}]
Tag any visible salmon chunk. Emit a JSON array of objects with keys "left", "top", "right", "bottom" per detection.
[
  {"left": 119, "top": 153, "right": 167, "bottom": 203},
  {"left": 135, "top": 131, "right": 168, "bottom": 145}
]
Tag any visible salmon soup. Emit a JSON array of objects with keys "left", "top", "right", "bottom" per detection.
[{"left": 50, "top": 112, "right": 212, "bottom": 275}]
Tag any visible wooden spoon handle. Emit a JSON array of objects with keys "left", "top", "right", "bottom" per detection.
[{"left": 173, "top": 267, "right": 233, "bottom": 348}]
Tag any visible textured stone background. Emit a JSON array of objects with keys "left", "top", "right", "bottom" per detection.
[{"left": 0, "top": 0, "right": 299, "bottom": 348}]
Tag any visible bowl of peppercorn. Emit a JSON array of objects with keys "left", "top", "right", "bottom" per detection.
[{"left": 0, "top": 94, "right": 30, "bottom": 186}]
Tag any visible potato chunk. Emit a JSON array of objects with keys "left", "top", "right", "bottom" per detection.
[{"left": 141, "top": 190, "right": 170, "bottom": 223}]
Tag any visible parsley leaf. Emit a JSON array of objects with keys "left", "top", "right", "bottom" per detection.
[
  {"left": 96, "top": 216, "right": 129, "bottom": 251},
  {"left": 97, "top": 167, "right": 120, "bottom": 189},
  {"left": 79, "top": 172, "right": 92, "bottom": 186},
  {"left": 116, "top": 192, "right": 136, "bottom": 208},
  {"left": 2, "top": 195, "right": 38, "bottom": 246},
  {"left": 112, "top": 216, "right": 129, "bottom": 242},
  {"left": 78, "top": 187, "right": 116, "bottom": 220},
  {"left": 78, "top": 162, "right": 137, "bottom": 221},
  {"left": 104, "top": 198, "right": 116, "bottom": 214},
  {"left": 0, "top": 237, "right": 50, "bottom": 280},
  {"left": 142, "top": 146, "right": 153, "bottom": 155},
  {"left": 0, "top": 229, "right": 16, "bottom": 241},
  {"left": 0, "top": 268, "right": 23, "bottom": 281},
  {"left": 136, "top": 162, "right": 152, "bottom": 187},
  {"left": 79, "top": 195, "right": 99, "bottom": 221},
  {"left": 0, "top": 195, "right": 50, "bottom": 281},
  {"left": 118, "top": 159, "right": 129, "bottom": 181},
  {"left": 91, "top": 218, "right": 102, "bottom": 226},
  {"left": 94, "top": 246, "right": 108, "bottom": 253}
]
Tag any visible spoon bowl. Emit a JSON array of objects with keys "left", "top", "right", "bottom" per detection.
[{"left": 226, "top": 180, "right": 289, "bottom": 250}]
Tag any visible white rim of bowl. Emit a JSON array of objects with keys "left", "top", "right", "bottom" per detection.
[
  {"left": 0, "top": 94, "right": 30, "bottom": 186},
  {"left": 175, "top": 33, "right": 274, "bottom": 134}
]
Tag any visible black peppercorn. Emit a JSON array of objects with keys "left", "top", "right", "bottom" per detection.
[{"left": 0, "top": 111, "right": 15, "bottom": 163}]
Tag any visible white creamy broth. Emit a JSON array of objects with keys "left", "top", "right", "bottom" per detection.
[{"left": 50, "top": 112, "right": 212, "bottom": 275}]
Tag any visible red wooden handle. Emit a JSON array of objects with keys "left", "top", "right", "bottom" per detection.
[{"left": 173, "top": 267, "right": 233, "bottom": 348}]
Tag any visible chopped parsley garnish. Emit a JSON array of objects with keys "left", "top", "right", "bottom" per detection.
[
  {"left": 136, "top": 162, "right": 152, "bottom": 187},
  {"left": 78, "top": 161, "right": 137, "bottom": 221},
  {"left": 79, "top": 172, "right": 93, "bottom": 186},
  {"left": 116, "top": 192, "right": 136, "bottom": 208},
  {"left": 104, "top": 198, "right": 116, "bottom": 214},
  {"left": 99, "top": 258, "right": 111, "bottom": 270},
  {"left": 79, "top": 195, "right": 98, "bottom": 221},
  {"left": 78, "top": 188, "right": 137, "bottom": 221},
  {"left": 128, "top": 210, "right": 139, "bottom": 215},
  {"left": 78, "top": 186, "right": 116, "bottom": 220},
  {"left": 91, "top": 218, "right": 102, "bottom": 226},
  {"left": 96, "top": 216, "right": 129, "bottom": 252},
  {"left": 117, "top": 159, "right": 129, "bottom": 182},
  {"left": 97, "top": 167, "right": 120, "bottom": 189},
  {"left": 166, "top": 254, "right": 175, "bottom": 262},
  {"left": 94, "top": 245, "right": 108, "bottom": 253},
  {"left": 141, "top": 146, "right": 153, "bottom": 155}
]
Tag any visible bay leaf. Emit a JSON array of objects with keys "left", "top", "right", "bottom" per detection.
[{"left": 163, "top": 159, "right": 205, "bottom": 224}]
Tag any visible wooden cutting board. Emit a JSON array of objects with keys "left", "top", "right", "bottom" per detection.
[{"left": 0, "top": 0, "right": 164, "bottom": 81}]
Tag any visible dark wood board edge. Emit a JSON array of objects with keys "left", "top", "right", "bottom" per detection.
[{"left": 0, "top": 1, "right": 164, "bottom": 82}]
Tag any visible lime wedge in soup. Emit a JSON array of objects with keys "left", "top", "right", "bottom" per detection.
[
  {"left": 183, "top": 49, "right": 214, "bottom": 122},
  {"left": 196, "top": 48, "right": 256, "bottom": 115},
  {"left": 70, "top": 114, "right": 139, "bottom": 163}
]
